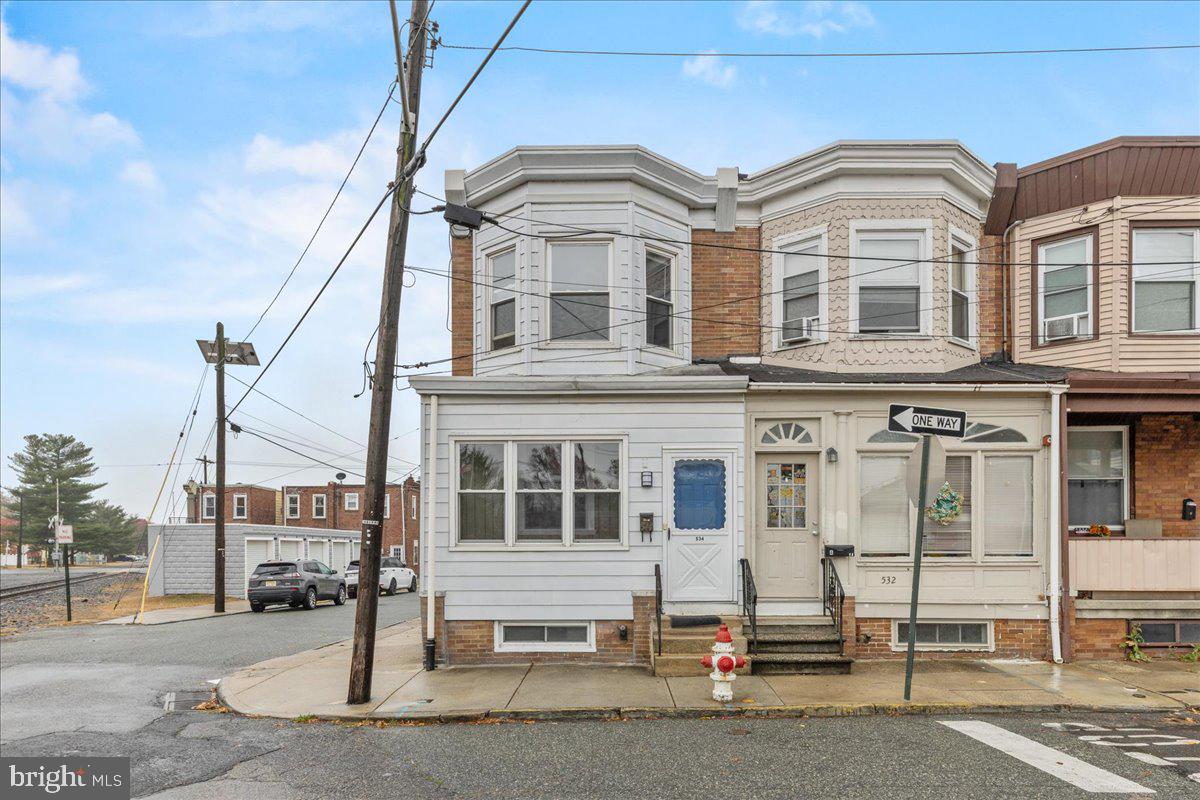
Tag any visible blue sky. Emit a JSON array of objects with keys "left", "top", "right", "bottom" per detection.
[{"left": 2, "top": 0, "right": 1198, "bottom": 517}]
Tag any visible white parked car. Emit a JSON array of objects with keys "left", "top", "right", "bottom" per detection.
[{"left": 345, "top": 557, "right": 416, "bottom": 598}]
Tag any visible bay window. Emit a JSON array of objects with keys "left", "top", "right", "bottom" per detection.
[
  {"left": 1066, "top": 427, "right": 1127, "bottom": 531},
  {"left": 456, "top": 438, "right": 624, "bottom": 547},
  {"left": 1037, "top": 233, "right": 1093, "bottom": 343},
  {"left": 853, "top": 228, "right": 925, "bottom": 334},
  {"left": 781, "top": 239, "right": 821, "bottom": 343},
  {"left": 645, "top": 250, "right": 673, "bottom": 348},
  {"left": 1132, "top": 226, "right": 1199, "bottom": 333},
  {"left": 548, "top": 242, "right": 610, "bottom": 341},
  {"left": 949, "top": 240, "right": 972, "bottom": 343},
  {"left": 488, "top": 249, "right": 517, "bottom": 350}
]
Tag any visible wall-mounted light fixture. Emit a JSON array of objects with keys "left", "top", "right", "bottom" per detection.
[
  {"left": 825, "top": 447, "right": 839, "bottom": 464},
  {"left": 641, "top": 471, "right": 654, "bottom": 488}
]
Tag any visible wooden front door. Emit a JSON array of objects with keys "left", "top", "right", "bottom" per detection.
[{"left": 755, "top": 454, "right": 820, "bottom": 600}]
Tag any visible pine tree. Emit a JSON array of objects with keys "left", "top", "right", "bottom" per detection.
[
  {"left": 76, "top": 501, "right": 140, "bottom": 557},
  {"left": 8, "top": 434, "right": 105, "bottom": 559}
]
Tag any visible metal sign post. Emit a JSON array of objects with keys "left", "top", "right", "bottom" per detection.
[
  {"left": 53, "top": 520, "right": 74, "bottom": 621},
  {"left": 889, "top": 404, "right": 966, "bottom": 701}
]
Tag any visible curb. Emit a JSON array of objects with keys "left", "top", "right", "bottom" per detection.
[{"left": 215, "top": 678, "right": 1186, "bottom": 725}]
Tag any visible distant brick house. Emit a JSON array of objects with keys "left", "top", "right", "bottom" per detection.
[{"left": 185, "top": 483, "right": 277, "bottom": 526}]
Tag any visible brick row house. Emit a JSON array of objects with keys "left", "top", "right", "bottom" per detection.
[
  {"left": 185, "top": 476, "right": 421, "bottom": 572},
  {"left": 411, "top": 137, "right": 1197, "bottom": 672}
]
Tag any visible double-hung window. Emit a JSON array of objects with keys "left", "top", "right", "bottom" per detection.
[
  {"left": 1066, "top": 427, "right": 1127, "bottom": 531},
  {"left": 854, "top": 229, "right": 924, "bottom": 334},
  {"left": 201, "top": 493, "right": 216, "bottom": 520},
  {"left": 344, "top": 492, "right": 359, "bottom": 511},
  {"left": 1132, "top": 226, "right": 1199, "bottom": 333},
  {"left": 488, "top": 249, "right": 517, "bottom": 350},
  {"left": 312, "top": 494, "right": 326, "bottom": 519},
  {"left": 781, "top": 240, "right": 821, "bottom": 343},
  {"left": 456, "top": 439, "right": 623, "bottom": 547},
  {"left": 285, "top": 493, "right": 299, "bottom": 519},
  {"left": 548, "top": 242, "right": 610, "bottom": 341},
  {"left": 645, "top": 250, "right": 673, "bottom": 348},
  {"left": 233, "top": 494, "right": 247, "bottom": 520},
  {"left": 1037, "top": 233, "right": 1093, "bottom": 343},
  {"left": 949, "top": 240, "right": 972, "bottom": 344}
]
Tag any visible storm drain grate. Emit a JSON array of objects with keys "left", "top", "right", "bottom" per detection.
[{"left": 161, "top": 690, "right": 214, "bottom": 712}]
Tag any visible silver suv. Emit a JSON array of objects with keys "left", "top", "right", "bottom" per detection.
[{"left": 247, "top": 560, "right": 347, "bottom": 612}]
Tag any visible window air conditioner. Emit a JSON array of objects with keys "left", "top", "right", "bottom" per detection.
[
  {"left": 1043, "top": 313, "right": 1089, "bottom": 342},
  {"left": 785, "top": 316, "right": 820, "bottom": 343}
]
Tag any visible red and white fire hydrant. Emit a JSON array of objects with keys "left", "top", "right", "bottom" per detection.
[{"left": 700, "top": 623, "right": 746, "bottom": 702}]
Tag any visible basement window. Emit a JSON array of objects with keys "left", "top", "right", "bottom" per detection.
[
  {"left": 892, "top": 620, "right": 992, "bottom": 651},
  {"left": 495, "top": 621, "right": 595, "bottom": 652},
  {"left": 1134, "top": 620, "right": 1200, "bottom": 647}
]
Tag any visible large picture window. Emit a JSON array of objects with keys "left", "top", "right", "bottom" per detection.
[
  {"left": 645, "top": 250, "right": 673, "bottom": 348},
  {"left": 488, "top": 249, "right": 517, "bottom": 350},
  {"left": 1037, "top": 233, "right": 1093, "bottom": 343},
  {"left": 1132, "top": 226, "right": 1199, "bottom": 333},
  {"left": 455, "top": 439, "right": 624, "bottom": 547},
  {"left": 853, "top": 229, "right": 925, "bottom": 335},
  {"left": 548, "top": 242, "right": 610, "bottom": 341},
  {"left": 1066, "top": 427, "right": 1127, "bottom": 531}
]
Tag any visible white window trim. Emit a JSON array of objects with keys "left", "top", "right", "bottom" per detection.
[
  {"left": 849, "top": 219, "right": 934, "bottom": 337},
  {"left": 1131, "top": 226, "right": 1200, "bottom": 334},
  {"left": 947, "top": 226, "right": 978, "bottom": 349},
  {"left": 344, "top": 492, "right": 360, "bottom": 512},
  {"left": 643, "top": 245, "right": 679, "bottom": 352},
  {"left": 484, "top": 244, "right": 520, "bottom": 353},
  {"left": 772, "top": 226, "right": 828, "bottom": 349},
  {"left": 1066, "top": 425, "right": 1129, "bottom": 532},
  {"left": 450, "top": 435, "right": 629, "bottom": 551},
  {"left": 889, "top": 619, "right": 995, "bottom": 653},
  {"left": 232, "top": 493, "right": 247, "bottom": 520},
  {"left": 389, "top": 545, "right": 404, "bottom": 558},
  {"left": 201, "top": 492, "right": 216, "bottom": 520},
  {"left": 312, "top": 494, "right": 327, "bottom": 519},
  {"left": 1037, "top": 232, "right": 1094, "bottom": 344},
  {"left": 544, "top": 238, "right": 616, "bottom": 347},
  {"left": 494, "top": 621, "right": 596, "bottom": 653},
  {"left": 285, "top": 493, "right": 300, "bottom": 520},
  {"left": 856, "top": 446, "right": 1040, "bottom": 565}
]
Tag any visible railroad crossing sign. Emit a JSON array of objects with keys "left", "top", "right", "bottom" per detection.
[{"left": 888, "top": 403, "right": 967, "bottom": 438}]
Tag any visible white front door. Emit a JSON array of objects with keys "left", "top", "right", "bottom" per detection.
[
  {"left": 755, "top": 454, "right": 820, "bottom": 600},
  {"left": 664, "top": 452, "right": 735, "bottom": 602}
]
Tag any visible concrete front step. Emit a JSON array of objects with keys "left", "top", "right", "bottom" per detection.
[
  {"left": 750, "top": 653, "right": 854, "bottom": 675},
  {"left": 660, "top": 633, "right": 749, "bottom": 655},
  {"left": 652, "top": 653, "right": 753, "bottom": 677},
  {"left": 661, "top": 615, "right": 743, "bottom": 633},
  {"left": 754, "top": 624, "right": 839, "bottom": 638},
  {"left": 751, "top": 636, "right": 843, "bottom": 655}
]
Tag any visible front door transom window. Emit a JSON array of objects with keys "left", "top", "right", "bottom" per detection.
[{"left": 766, "top": 463, "right": 807, "bottom": 528}]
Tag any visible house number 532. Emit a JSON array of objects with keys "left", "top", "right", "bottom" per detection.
[{"left": 881, "top": 575, "right": 897, "bottom": 585}]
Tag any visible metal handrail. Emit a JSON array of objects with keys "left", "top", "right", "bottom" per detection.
[
  {"left": 822, "top": 557, "right": 846, "bottom": 649},
  {"left": 653, "top": 563, "right": 664, "bottom": 657},
  {"left": 739, "top": 558, "right": 757, "bottom": 653}
]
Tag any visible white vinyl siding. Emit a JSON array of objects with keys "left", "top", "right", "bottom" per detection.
[
  {"left": 1038, "top": 233, "right": 1093, "bottom": 343},
  {"left": 1132, "top": 227, "right": 1200, "bottom": 333}
]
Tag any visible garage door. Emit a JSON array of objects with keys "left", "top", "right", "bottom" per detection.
[
  {"left": 330, "top": 541, "right": 351, "bottom": 572},
  {"left": 278, "top": 539, "right": 302, "bottom": 561},
  {"left": 307, "top": 539, "right": 329, "bottom": 564},
  {"left": 243, "top": 538, "right": 273, "bottom": 597}
]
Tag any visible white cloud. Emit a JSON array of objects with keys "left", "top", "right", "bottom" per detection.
[
  {"left": 0, "top": 16, "right": 139, "bottom": 163},
  {"left": 120, "top": 160, "right": 162, "bottom": 194},
  {"left": 737, "top": 0, "right": 875, "bottom": 38},
  {"left": 1, "top": 271, "right": 94, "bottom": 300},
  {"left": 245, "top": 133, "right": 355, "bottom": 179},
  {"left": 682, "top": 52, "right": 738, "bottom": 89},
  {"left": 176, "top": 1, "right": 357, "bottom": 38},
  {"left": 0, "top": 178, "right": 74, "bottom": 241}
]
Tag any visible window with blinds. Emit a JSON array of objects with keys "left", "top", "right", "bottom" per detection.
[
  {"left": 924, "top": 455, "right": 972, "bottom": 556},
  {"left": 984, "top": 455, "right": 1034, "bottom": 556},
  {"left": 860, "top": 455, "right": 910, "bottom": 556}
]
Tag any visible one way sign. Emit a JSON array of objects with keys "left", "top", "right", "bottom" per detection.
[{"left": 888, "top": 403, "right": 967, "bottom": 438}]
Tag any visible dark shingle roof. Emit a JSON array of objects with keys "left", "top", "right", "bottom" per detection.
[{"left": 699, "top": 358, "right": 1069, "bottom": 385}]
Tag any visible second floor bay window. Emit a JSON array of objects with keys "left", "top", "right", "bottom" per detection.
[
  {"left": 950, "top": 241, "right": 972, "bottom": 344},
  {"left": 853, "top": 228, "right": 925, "bottom": 335},
  {"left": 645, "top": 250, "right": 673, "bottom": 348},
  {"left": 781, "top": 240, "right": 821, "bottom": 343},
  {"left": 1132, "top": 225, "right": 1200, "bottom": 333},
  {"left": 1037, "top": 232, "right": 1093, "bottom": 343},
  {"left": 548, "top": 242, "right": 610, "bottom": 342},
  {"left": 488, "top": 249, "right": 516, "bottom": 350}
]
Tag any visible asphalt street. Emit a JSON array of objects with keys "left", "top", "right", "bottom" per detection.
[{"left": 3, "top": 593, "right": 1198, "bottom": 799}]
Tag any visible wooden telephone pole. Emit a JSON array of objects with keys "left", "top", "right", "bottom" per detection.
[
  {"left": 347, "top": 0, "right": 429, "bottom": 705},
  {"left": 214, "top": 323, "right": 227, "bottom": 613}
]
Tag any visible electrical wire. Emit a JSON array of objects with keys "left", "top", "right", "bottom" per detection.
[
  {"left": 439, "top": 42, "right": 1200, "bottom": 59},
  {"left": 227, "top": 421, "right": 368, "bottom": 479}
]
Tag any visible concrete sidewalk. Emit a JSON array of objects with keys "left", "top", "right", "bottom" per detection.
[
  {"left": 217, "top": 620, "right": 1200, "bottom": 722},
  {"left": 102, "top": 600, "right": 251, "bottom": 625}
]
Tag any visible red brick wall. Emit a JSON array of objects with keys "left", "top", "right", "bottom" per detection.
[
  {"left": 854, "top": 617, "right": 1050, "bottom": 660},
  {"left": 189, "top": 485, "right": 275, "bottom": 525},
  {"left": 450, "top": 235, "right": 474, "bottom": 377},
  {"left": 691, "top": 227, "right": 762, "bottom": 359},
  {"left": 1133, "top": 414, "right": 1200, "bottom": 538},
  {"left": 1070, "top": 617, "right": 1127, "bottom": 660},
  {"left": 282, "top": 480, "right": 421, "bottom": 571},
  {"left": 977, "top": 233, "right": 1006, "bottom": 356}
]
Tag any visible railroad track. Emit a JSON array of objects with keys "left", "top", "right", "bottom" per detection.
[{"left": 0, "top": 570, "right": 134, "bottom": 601}]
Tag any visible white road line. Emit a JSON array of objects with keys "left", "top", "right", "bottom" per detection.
[
  {"left": 941, "top": 721, "right": 1154, "bottom": 794},
  {"left": 1126, "top": 752, "right": 1174, "bottom": 767}
]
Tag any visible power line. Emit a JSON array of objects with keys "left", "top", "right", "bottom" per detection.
[
  {"left": 242, "top": 82, "right": 398, "bottom": 341},
  {"left": 440, "top": 42, "right": 1200, "bottom": 59},
  {"left": 227, "top": 421, "right": 367, "bottom": 479}
]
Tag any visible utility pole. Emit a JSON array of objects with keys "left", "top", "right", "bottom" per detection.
[
  {"left": 196, "top": 455, "right": 213, "bottom": 484},
  {"left": 16, "top": 490, "right": 23, "bottom": 569},
  {"left": 214, "top": 323, "right": 227, "bottom": 613},
  {"left": 348, "top": 0, "right": 429, "bottom": 705}
]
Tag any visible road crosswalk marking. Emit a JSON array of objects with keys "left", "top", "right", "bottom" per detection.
[{"left": 941, "top": 720, "right": 1154, "bottom": 794}]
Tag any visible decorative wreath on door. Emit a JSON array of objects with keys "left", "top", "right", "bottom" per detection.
[{"left": 924, "top": 482, "right": 964, "bottom": 526}]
